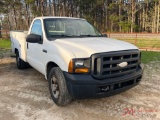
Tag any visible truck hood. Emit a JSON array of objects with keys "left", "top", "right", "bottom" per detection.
[{"left": 53, "top": 37, "right": 138, "bottom": 58}]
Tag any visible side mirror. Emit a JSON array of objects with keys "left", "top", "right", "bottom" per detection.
[
  {"left": 26, "top": 34, "right": 42, "bottom": 43},
  {"left": 102, "top": 34, "right": 108, "bottom": 37}
]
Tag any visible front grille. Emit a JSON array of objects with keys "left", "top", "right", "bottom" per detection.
[{"left": 91, "top": 50, "right": 140, "bottom": 79}]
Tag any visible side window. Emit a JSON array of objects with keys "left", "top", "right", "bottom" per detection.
[{"left": 31, "top": 20, "right": 42, "bottom": 35}]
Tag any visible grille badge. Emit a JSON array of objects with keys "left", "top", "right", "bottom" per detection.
[{"left": 117, "top": 62, "right": 128, "bottom": 68}]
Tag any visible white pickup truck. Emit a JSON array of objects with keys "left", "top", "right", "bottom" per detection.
[{"left": 10, "top": 17, "right": 143, "bottom": 106}]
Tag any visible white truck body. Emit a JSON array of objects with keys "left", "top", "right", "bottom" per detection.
[
  {"left": 10, "top": 17, "right": 143, "bottom": 105},
  {"left": 10, "top": 17, "right": 138, "bottom": 78},
  {"left": 10, "top": 31, "right": 28, "bottom": 61}
]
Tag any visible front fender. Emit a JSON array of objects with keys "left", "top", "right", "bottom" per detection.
[{"left": 44, "top": 46, "right": 76, "bottom": 79}]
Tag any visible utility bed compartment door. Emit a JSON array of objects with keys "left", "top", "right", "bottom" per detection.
[{"left": 10, "top": 31, "right": 28, "bottom": 62}]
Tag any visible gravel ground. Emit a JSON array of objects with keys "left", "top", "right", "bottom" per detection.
[{"left": 0, "top": 56, "right": 160, "bottom": 120}]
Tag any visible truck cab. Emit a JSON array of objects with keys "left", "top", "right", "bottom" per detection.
[{"left": 10, "top": 17, "right": 143, "bottom": 106}]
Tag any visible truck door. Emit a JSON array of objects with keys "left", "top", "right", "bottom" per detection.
[{"left": 27, "top": 19, "right": 45, "bottom": 74}]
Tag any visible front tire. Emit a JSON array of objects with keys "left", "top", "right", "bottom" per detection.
[
  {"left": 16, "top": 51, "right": 27, "bottom": 69},
  {"left": 48, "top": 67, "right": 72, "bottom": 106}
]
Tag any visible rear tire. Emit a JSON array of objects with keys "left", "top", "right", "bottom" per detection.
[
  {"left": 48, "top": 67, "right": 72, "bottom": 106},
  {"left": 16, "top": 51, "right": 27, "bottom": 69}
]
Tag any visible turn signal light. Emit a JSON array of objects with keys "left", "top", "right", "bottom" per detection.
[
  {"left": 68, "top": 60, "right": 74, "bottom": 73},
  {"left": 75, "top": 68, "right": 89, "bottom": 73}
]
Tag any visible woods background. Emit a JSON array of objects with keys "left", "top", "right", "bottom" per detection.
[{"left": 0, "top": 0, "right": 160, "bottom": 33}]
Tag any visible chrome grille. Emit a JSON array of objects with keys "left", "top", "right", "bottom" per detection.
[{"left": 91, "top": 50, "right": 140, "bottom": 79}]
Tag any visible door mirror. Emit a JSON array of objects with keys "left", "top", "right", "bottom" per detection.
[
  {"left": 102, "top": 34, "right": 108, "bottom": 37},
  {"left": 26, "top": 34, "right": 42, "bottom": 43}
]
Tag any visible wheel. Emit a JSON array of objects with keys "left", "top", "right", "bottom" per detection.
[
  {"left": 48, "top": 67, "right": 72, "bottom": 106},
  {"left": 16, "top": 50, "right": 27, "bottom": 69}
]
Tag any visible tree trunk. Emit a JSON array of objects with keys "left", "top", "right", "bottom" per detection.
[
  {"left": 58, "top": 0, "right": 60, "bottom": 16},
  {"left": 105, "top": 0, "right": 108, "bottom": 31},
  {"left": 7, "top": 13, "right": 11, "bottom": 30},
  {"left": 0, "top": 16, "right": 2, "bottom": 37},
  {"left": 25, "top": 4, "right": 29, "bottom": 29},
  {"left": 131, "top": 0, "right": 135, "bottom": 33},
  {"left": 157, "top": 1, "right": 159, "bottom": 33},
  {"left": 142, "top": 6, "right": 145, "bottom": 32},
  {"left": 41, "top": 0, "right": 44, "bottom": 16},
  {"left": 49, "top": 0, "right": 52, "bottom": 16},
  {"left": 63, "top": 0, "right": 66, "bottom": 16},
  {"left": 119, "top": 0, "right": 122, "bottom": 32},
  {"left": 52, "top": 0, "right": 55, "bottom": 16},
  {"left": 153, "top": 2, "right": 157, "bottom": 33},
  {"left": 13, "top": 4, "right": 17, "bottom": 30},
  {"left": 0, "top": 26, "right": 1, "bottom": 38},
  {"left": 145, "top": 1, "right": 149, "bottom": 32},
  {"left": 71, "top": 0, "right": 74, "bottom": 17}
]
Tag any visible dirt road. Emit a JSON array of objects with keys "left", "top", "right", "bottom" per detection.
[{"left": 0, "top": 57, "right": 160, "bottom": 120}]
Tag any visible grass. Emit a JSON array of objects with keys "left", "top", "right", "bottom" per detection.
[
  {"left": 117, "top": 38, "right": 160, "bottom": 48},
  {"left": 0, "top": 39, "right": 11, "bottom": 49},
  {"left": 141, "top": 51, "right": 160, "bottom": 64}
]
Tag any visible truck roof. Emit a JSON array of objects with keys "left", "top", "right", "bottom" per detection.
[{"left": 35, "top": 16, "right": 85, "bottom": 20}]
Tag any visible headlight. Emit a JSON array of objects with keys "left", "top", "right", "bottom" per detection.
[
  {"left": 75, "top": 60, "right": 84, "bottom": 67},
  {"left": 68, "top": 58, "right": 90, "bottom": 73}
]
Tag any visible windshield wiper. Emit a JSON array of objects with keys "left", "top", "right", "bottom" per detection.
[
  {"left": 50, "top": 34, "right": 103, "bottom": 38},
  {"left": 50, "top": 35, "right": 77, "bottom": 38},
  {"left": 79, "top": 35, "right": 103, "bottom": 37}
]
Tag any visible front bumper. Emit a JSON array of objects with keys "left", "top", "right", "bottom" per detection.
[{"left": 63, "top": 66, "right": 143, "bottom": 99}]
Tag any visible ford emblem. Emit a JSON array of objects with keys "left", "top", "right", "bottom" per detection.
[{"left": 117, "top": 62, "right": 128, "bottom": 68}]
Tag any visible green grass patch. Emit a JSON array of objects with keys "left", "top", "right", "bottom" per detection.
[
  {"left": 0, "top": 39, "right": 11, "bottom": 49},
  {"left": 141, "top": 51, "right": 160, "bottom": 64},
  {"left": 116, "top": 38, "right": 160, "bottom": 48}
]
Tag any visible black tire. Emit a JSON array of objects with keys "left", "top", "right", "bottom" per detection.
[
  {"left": 16, "top": 50, "right": 27, "bottom": 69},
  {"left": 48, "top": 67, "right": 72, "bottom": 106}
]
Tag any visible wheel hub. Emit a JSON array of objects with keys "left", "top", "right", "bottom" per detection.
[{"left": 51, "top": 76, "right": 59, "bottom": 99}]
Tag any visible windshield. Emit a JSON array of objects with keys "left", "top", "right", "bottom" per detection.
[{"left": 43, "top": 18, "right": 102, "bottom": 39}]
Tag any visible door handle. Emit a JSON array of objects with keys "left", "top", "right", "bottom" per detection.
[{"left": 43, "top": 49, "right": 47, "bottom": 53}]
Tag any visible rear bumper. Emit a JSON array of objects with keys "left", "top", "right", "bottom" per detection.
[{"left": 63, "top": 66, "right": 143, "bottom": 99}]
